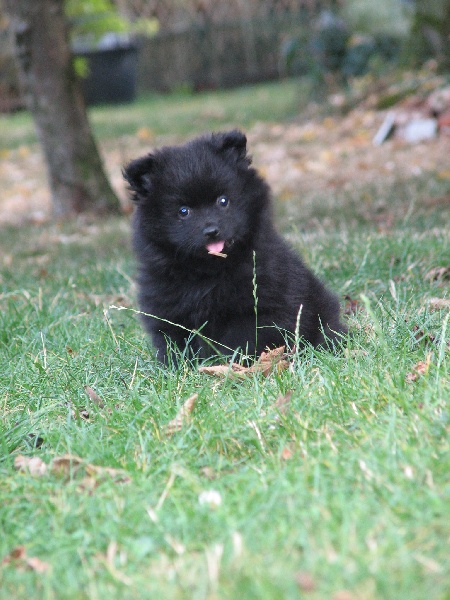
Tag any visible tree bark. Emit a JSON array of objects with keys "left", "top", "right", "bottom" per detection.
[
  {"left": 4, "top": 0, "right": 121, "bottom": 218},
  {"left": 408, "top": 0, "right": 450, "bottom": 70}
]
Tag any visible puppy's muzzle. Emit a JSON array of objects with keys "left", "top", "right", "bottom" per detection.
[{"left": 203, "top": 225, "right": 220, "bottom": 239}]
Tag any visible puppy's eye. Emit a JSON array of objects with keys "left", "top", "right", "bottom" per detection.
[
  {"left": 178, "top": 206, "right": 190, "bottom": 218},
  {"left": 217, "top": 195, "right": 229, "bottom": 208}
]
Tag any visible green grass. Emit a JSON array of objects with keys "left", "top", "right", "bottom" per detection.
[
  {"left": 1, "top": 186, "right": 449, "bottom": 599},
  {"left": 1, "top": 80, "right": 449, "bottom": 598},
  {"left": 0, "top": 79, "right": 302, "bottom": 150}
]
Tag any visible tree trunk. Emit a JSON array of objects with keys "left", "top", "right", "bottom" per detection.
[
  {"left": 4, "top": 0, "right": 121, "bottom": 218},
  {"left": 408, "top": 0, "right": 450, "bottom": 70}
]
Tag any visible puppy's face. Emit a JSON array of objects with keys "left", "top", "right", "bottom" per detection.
[{"left": 124, "top": 131, "right": 268, "bottom": 258}]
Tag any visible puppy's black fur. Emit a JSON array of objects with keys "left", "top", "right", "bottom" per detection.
[{"left": 124, "top": 130, "right": 347, "bottom": 362}]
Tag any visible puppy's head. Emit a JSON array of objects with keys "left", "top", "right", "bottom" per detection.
[{"left": 124, "top": 130, "right": 269, "bottom": 257}]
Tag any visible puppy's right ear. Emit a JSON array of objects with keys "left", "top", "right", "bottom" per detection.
[
  {"left": 211, "top": 130, "right": 249, "bottom": 164},
  {"left": 123, "top": 154, "right": 155, "bottom": 199}
]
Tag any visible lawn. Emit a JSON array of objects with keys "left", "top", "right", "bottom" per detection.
[
  {"left": 0, "top": 79, "right": 302, "bottom": 150},
  {"left": 0, "top": 79, "right": 449, "bottom": 599}
]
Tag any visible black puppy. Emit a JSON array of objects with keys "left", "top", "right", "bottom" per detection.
[{"left": 124, "top": 130, "right": 347, "bottom": 362}]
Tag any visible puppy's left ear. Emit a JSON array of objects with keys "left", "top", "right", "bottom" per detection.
[
  {"left": 123, "top": 154, "right": 155, "bottom": 199},
  {"left": 211, "top": 130, "right": 250, "bottom": 164}
]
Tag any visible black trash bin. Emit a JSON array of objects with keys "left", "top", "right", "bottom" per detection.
[{"left": 74, "top": 42, "right": 138, "bottom": 106}]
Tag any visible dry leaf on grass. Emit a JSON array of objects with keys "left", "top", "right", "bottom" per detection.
[
  {"left": 14, "top": 455, "right": 48, "bottom": 476},
  {"left": 14, "top": 454, "right": 131, "bottom": 491},
  {"left": 198, "top": 346, "right": 289, "bottom": 379},
  {"left": 251, "top": 346, "right": 290, "bottom": 376},
  {"left": 24, "top": 556, "right": 51, "bottom": 573},
  {"left": 412, "top": 325, "right": 436, "bottom": 347},
  {"left": 406, "top": 354, "right": 432, "bottom": 382},
  {"left": 425, "top": 266, "right": 450, "bottom": 282},
  {"left": 51, "top": 454, "right": 85, "bottom": 476},
  {"left": 84, "top": 463, "right": 131, "bottom": 484},
  {"left": 52, "top": 454, "right": 130, "bottom": 485},
  {"left": 344, "top": 295, "right": 361, "bottom": 315},
  {"left": 87, "top": 293, "right": 132, "bottom": 308},
  {"left": 2, "top": 546, "right": 26, "bottom": 564},
  {"left": 79, "top": 408, "right": 90, "bottom": 420},
  {"left": 428, "top": 298, "right": 450, "bottom": 311},
  {"left": 198, "top": 364, "right": 248, "bottom": 379},
  {"left": 2, "top": 546, "right": 50, "bottom": 573},
  {"left": 164, "top": 393, "right": 198, "bottom": 436},
  {"left": 84, "top": 385, "right": 105, "bottom": 408}
]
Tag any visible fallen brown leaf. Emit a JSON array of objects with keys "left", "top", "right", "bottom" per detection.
[
  {"left": 250, "top": 346, "right": 289, "bottom": 376},
  {"left": 405, "top": 363, "right": 427, "bottom": 382},
  {"left": 198, "top": 346, "right": 290, "bottom": 379},
  {"left": 79, "top": 408, "right": 90, "bottom": 420},
  {"left": 77, "top": 476, "right": 99, "bottom": 493},
  {"left": 425, "top": 266, "right": 450, "bottom": 282},
  {"left": 428, "top": 297, "right": 450, "bottom": 311},
  {"left": 165, "top": 393, "right": 198, "bottom": 436},
  {"left": 84, "top": 385, "right": 105, "bottom": 408},
  {"left": 51, "top": 454, "right": 85, "bottom": 476},
  {"left": 2, "top": 546, "right": 26, "bottom": 564},
  {"left": 24, "top": 556, "right": 51, "bottom": 573},
  {"left": 406, "top": 354, "right": 432, "bottom": 382},
  {"left": 91, "top": 293, "right": 132, "bottom": 308},
  {"left": 84, "top": 463, "right": 131, "bottom": 484},
  {"left": 2, "top": 546, "right": 50, "bottom": 573},
  {"left": 344, "top": 295, "right": 361, "bottom": 315},
  {"left": 14, "top": 455, "right": 48, "bottom": 477},
  {"left": 198, "top": 364, "right": 248, "bottom": 379},
  {"left": 412, "top": 325, "right": 436, "bottom": 347},
  {"left": 51, "top": 454, "right": 130, "bottom": 486}
]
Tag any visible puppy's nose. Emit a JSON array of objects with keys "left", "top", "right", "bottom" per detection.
[{"left": 203, "top": 225, "right": 219, "bottom": 239}]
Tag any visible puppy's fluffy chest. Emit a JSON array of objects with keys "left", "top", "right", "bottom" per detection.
[{"left": 150, "top": 257, "right": 254, "bottom": 325}]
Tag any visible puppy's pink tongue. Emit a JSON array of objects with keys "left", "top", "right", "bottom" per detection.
[{"left": 207, "top": 240, "right": 225, "bottom": 254}]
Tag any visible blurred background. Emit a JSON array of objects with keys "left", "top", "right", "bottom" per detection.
[
  {"left": 1, "top": 0, "right": 449, "bottom": 106},
  {"left": 0, "top": 0, "right": 448, "bottom": 224}
]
